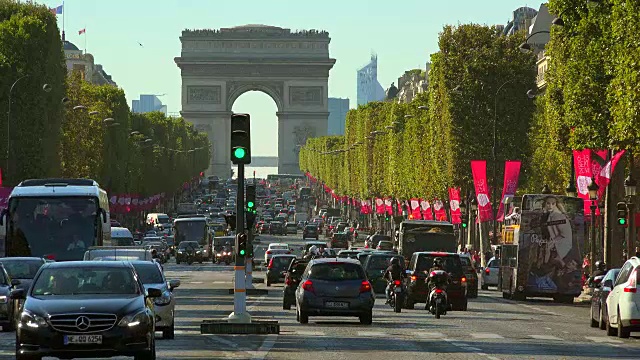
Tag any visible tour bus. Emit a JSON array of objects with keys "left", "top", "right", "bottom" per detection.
[
  {"left": 0, "top": 178, "right": 111, "bottom": 261},
  {"left": 173, "top": 217, "right": 212, "bottom": 260},
  {"left": 499, "top": 194, "right": 584, "bottom": 303},
  {"left": 396, "top": 220, "right": 457, "bottom": 261}
]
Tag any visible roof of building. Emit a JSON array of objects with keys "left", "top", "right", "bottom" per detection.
[
  {"left": 231, "top": 24, "right": 284, "bottom": 30},
  {"left": 63, "top": 40, "right": 79, "bottom": 51}
]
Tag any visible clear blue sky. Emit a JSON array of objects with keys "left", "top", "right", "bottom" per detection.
[{"left": 41, "top": 0, "right": 539, "bottom": 156}]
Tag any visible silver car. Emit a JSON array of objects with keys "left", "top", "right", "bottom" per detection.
[
  {"left": 130, "top": 261, "right": 180, "bottom": 339},
  {"left": 481, "top": 257, "right": 500, "bottom": 289}
]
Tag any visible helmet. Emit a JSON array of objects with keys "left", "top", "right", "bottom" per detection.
[
  {"left": 596, "top": 261, "right": 606, "bottom": 271},
  {"left": 391, "top": 257, "right": 400, "bottom": 266},
  {"left": 433, "top": 257, "right": 443, "bottom": 268}
]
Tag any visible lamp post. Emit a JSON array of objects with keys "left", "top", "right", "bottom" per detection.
[
  {"left": 518, "top": 30, "right": 551, "bottom": 53},
  {"left": 7, "top": 76, "right": 51, "bottom": 183},
  {"left": 470, "top": 196, "right": 478, "bottom": 250},
  {"left": 459, "top": 199, "right": 467, "bottom": 250},
  {"left": 625, "top": 173, "right": 637, "bottom": 259},
  {"left": 588, "top": 179, "right": 600, "bottom": 274},
  {"left": 541, "top": 184, "right": 552, "bottom": 194}
]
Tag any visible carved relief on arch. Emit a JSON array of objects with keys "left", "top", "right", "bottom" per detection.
[{"left": 226, "top": 81, "right": 284, "bottom": 111}]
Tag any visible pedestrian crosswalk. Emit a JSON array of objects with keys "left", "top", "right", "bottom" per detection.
[{"left": 278, "top": 329, "right": 628, "bottom": 344}]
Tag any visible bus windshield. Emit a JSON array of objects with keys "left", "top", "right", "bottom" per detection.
[
  {"left": 7, "top": 196, "right": 99, "bottom": 261},
  {"left": 174, "top": 221, "right": 206, "bottom": 246}
]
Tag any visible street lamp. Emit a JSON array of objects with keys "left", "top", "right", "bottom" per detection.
[
  {"left": 459, "top": 199, "right": 468, "bottom": 249},
  {"left": 518, "top": 30, "right": 551, "bottom": 53},
  {"left": 588, "top": 179, "right": 599, "bottom": 273},
  {"left": 541, "top": 184, "right": 552, "bottom": 194},
  {"left": 527, "top": 89, "right": 537, "bottom": 99},
  {"left": 418, "top": 106, "right": 428, "bottom": 110},
  {"left": 625, "top": 173, "right": 637, "bottom": 259},
  {"left": 73, "top": 105, "right": 87, "bottom": 111},
  {"left": 624, "top": 175, "right": 637, "bottom": 197},
  {"left": 7, "top": 75, "right": 52, "bottom": 183}
]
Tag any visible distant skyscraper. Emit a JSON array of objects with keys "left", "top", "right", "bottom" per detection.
[
  {"left": 328, "top": 98, "right": 349, "bottom": 135},
  {"left": 132, "top": 95, "right": 167, "bottom": 115},
  {"left": 357, "top": 54, "right": 385, "bottom": 106}
]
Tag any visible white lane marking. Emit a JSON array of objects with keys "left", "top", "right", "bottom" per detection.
[
  {"left": 487, "top": 357, "right": 501, "bottom": 360},
  {"left": 294, "top": 330, "right": 325, "bottom": 336},
  {"left": 477, "top": 353, "right": 488, "bottom": 357},
  {"left": 247, "top": 295, "right": 267, "bottom": 312},
  {"left": 529, "top": 334, "right": 562, "bottom": 341},
  {"left": 175, "top": 329, "right": 200, "bottom": 335},
  {"left": 205, "top": 335, "right": 241, "bottom": 348},
  {"left": 519, "top": 304, "right": 559, "bottom": 316},
  {"left": 470, "top": 333, "right": 504, "bottom": 339},
  {"left": 464, "top": 347, "right": 483, "bottom": 352},
  {"left": 416, "top": 332, "right": 445, "bottom": 338},
  {"left": 190, "top": 281, "right": 203, "bottom": 284},
  {"left": 249, "top": 334, "right": 278, "bottom": 360},
  {"left": 357, "top": 331, "right": 386, "bottom": 337},
  {"left": 585, "top": 336, "right": 624, "bottom": 344}
]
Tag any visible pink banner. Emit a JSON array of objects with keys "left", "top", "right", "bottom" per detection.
[
  {"left": 375, "top": 198, "right": 385, "bottom": 214},
  {"left": 384, "top": 198, "right": 393, "bottom": 215},
  {"left": 433, "top": 199, "right": 447, "bottom": 221},
  {"left": 448, "top": 188, "right": 462, "bottom": 224},
  {"left": 497, "top": 160, "right": 522, "bottom": 222},
  {"left": 420, "top": 199, "right": 433, "bottom": 220},
  {"left": 410, "top": 198, "right": 421, "bottom": 219},
  {"left": 573, "top": 150, "right": 600, "bottom": 215},
  {"left": 471, "top": 160, "right": 494, "bottom": 222},
  {"left": 597, "top": 150, "right": 626, "bottom": 201}
]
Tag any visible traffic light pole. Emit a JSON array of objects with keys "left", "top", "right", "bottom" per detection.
[
  {"left": 229, "top": 163, "right": 251, "bottom": 323},
  {"left": 245, "top": 228, "right": 254, "bottom": 289}
]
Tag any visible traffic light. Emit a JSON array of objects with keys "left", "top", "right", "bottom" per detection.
[
  {"left": 385, "top": 214, "right": 390, "bottom": 221},
  {"left": 247, "top": 244, "right": 254, "bottom": 258},
  {"left": 246, "top": 211, "right": 256, "bottom": 230},
  {"left": 246, "top": 185, "right": 256, "bottom": 211},
  {"left": 230, "top": 113, "right": 251, "bottom": 164},
  {"left": 617, "top": 202, "right": 628, "bottom": 226},
  {"left": 461, "top": 219, "right": 468, "bottom": 228},
  {"left": 237, "top": 233, "right": 247, "bottom": 257}
]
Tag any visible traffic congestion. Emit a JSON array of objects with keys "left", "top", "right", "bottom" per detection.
[{"left": 0, "top": 175, "right": 637, "bottom": 359}]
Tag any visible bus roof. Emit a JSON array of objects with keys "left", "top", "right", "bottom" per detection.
[
  {"left": 401, "top": 220, "right": 453, "bottom": 226},
  {"left": 11, "top": 178, "right": 105, "bottom": 198},
  {"left": 174, "top": 217, "right": 207, "bottom": 223}
]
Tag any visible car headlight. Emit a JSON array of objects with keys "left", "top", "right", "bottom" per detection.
[
  {"left": 21, "top": 311, "right": 48, "bottom": 328},
  {"left": 0, "top": 295, "right": 7, "bottom": 304},
  {"left": 118, "top": 310, "right": 148, "bottom": 327},
  {"left": 154, "top": 292, "right": 172, "bottom": 306},
  {"left": 177, "top": 250, "right": 183, "bottom": 254}
]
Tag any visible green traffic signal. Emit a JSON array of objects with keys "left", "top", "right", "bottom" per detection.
[
  {"left": 462, "top": 223, "right": 468, "bottom": 228},
  {"left": 234, "top": 147, "right": 246, "bottom": 159},
  {"left": 247, "top": 201, "right": 254, "bottom": 208},
  {"left": 239, "top": 249, "right": 246, "bottom": 256},
  {"left": 619, "top": 218, "right": 627, "bottom": 225}
]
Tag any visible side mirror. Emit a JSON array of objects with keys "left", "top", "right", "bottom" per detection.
[
  {"left": 603, "top": 279, "right": 613, "bottom": 289},
  {"left": 168, "top": 279, "right": 180, "bottom": 290},
  {"left": 147, "top": 287, "right": 163, "bottom": 298},
  {"left": 10, "top": 288, "right": 25, "bottom": 299},
  {"left": 11, "top": 279, "right": 21, "bottom": 286},
  {"left": 592, "top": 275, "right": 605, "bottom": 287}
]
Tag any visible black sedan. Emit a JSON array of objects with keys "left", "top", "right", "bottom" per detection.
[
  {"left": 0, "top": 264, "right": 21, "bottom": 332},
  {"left": 590, "top": 268, "right": 620, "bottom": 330},
  {"left": 283, "top": 259, "right": 308, "bottom": 310},
  {"left": 14, "top": 261, "right": 161, "bottom": 360},
  {"left": 295, "top": 258, "right": 375, "bottom": 324},
  {"left": 0, "top": 257, "right": 47, "bottom": 294}
]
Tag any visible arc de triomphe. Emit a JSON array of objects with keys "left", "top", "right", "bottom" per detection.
[{"left": 175, "top": 25, "right": 336, "bottom": 178}]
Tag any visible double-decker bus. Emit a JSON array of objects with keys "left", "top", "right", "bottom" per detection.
[{"left": 0, "top": 178, "right": 111, "bottom": 261}]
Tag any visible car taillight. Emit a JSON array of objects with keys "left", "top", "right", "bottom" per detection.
[
  {"left": 266, "top": 250, "right": 271, "bottom": 255},
  {"left": 461, "top": 277, "right": 466, "bottom": 283},
  {"left": 485, "top": 268, "right": 490, "bottom": 275},
  {"left": 411, "top": 276, "right": 417, "bottom": 281},
  {"left": 268, "top": 258, "right": 274, "bottom": 269},
  {"left": 435, "top": 288, "right": 443, "bottom": 294},
  {"left": 285, "top": 276, "right": 292, "bottom": 286},
  {"left": 360, "top": 280, "right": 372, "bottom": 293},
  {"left": 44, "top": 254, "right": 55, "bottom": 260},
  {"left": 302, "top": 280, "right": 314, "bottom": 293},
  {"left": 286, "top": 251, "right": 291, "bottom": 254},
  {"left": 394, "top": 280, "right": 401, "bottom": 286},
  {"left": 624, "top": 269, "right": 638, "bottom": 293}
]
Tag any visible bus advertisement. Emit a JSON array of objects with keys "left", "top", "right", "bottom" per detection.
[{"left": 500, "top": 194, "right": 584, "bottom": 302}]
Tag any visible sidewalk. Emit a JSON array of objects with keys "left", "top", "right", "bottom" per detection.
[{"left": 574, "top": 286, "right": 592, "bottom": 304}]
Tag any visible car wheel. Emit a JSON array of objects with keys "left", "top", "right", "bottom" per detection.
[
  {"left": 15, "top": 337, "right": 40, "bottom": 360},
  {"left": 599, "top": 305, "right": 607, "bottom": 330},
  {"left": 590, "top": 306, "right": 599, "bottom": 328},
  {"left": 617, "top": 310, "right": 630, "bottom": 338},
  {"left": 359, "top": 310, "right": 373, "bottom": 325},
  {"left": 298, "top": 308, "right": 309, "bottom": 324},
  {"left": 134, "top": 335, "right": 156, "bottom": 360},
  {"left": 481, "top": 284, "right": 489, "bottom": 290},
  {"left": 163, "top": 323, "right": 175, "bottom": 339},
  {"left": 176, "top": 259, "right": 181, "bottom": 264},
  {"left": 266, "top": 280, "right": 271, "bottom": 287}
]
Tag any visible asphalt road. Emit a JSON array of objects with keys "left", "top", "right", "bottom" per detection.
[{"left": 2, "top": 233, "right": 640, "bottom": 359}]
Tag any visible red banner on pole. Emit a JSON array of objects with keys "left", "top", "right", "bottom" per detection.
[
  {"left": 573, "top": 149, "right": 600, "bottom": 216},
  {"left": 375, "top": 198, "right": 385, "bottom": 214},
  {"left": 448, "top": 188, "right": 462, "bottom": 224},
  {"left": 497, "top": 160, "right": 522, "bottom": 222},
  {"left": 420, "top": 199, "right": 433, "bottom": 220},
  {"left": 471, "top": 160, "right": 494, "bottom": 222},
  {"left": 384, "top": 198, "right": 393, "bottom": 215},
  {"left": 410, "top": 198, "right": 421, "bottom": 219},
  {"left": 433, "top": 199, "right": 447, "bottom": 221}
]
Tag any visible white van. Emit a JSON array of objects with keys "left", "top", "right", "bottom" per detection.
[
  {"left": 147, "top": 213, "right": 172, "bottom": 229},
  {"left": 108, "top": 227, "right": 135, "bottom": 246}
]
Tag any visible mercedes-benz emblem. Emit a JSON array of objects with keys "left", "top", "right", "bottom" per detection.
[
  {"left": 75, "top": 316, "right": 91, "bottom": 331},
  {"left": 335, "top": 286, "right": 339, "bottom": 291}
]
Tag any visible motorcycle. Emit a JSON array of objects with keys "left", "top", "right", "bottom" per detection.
[
  {"left": 426, "top": 270, "right": 450, "bottom": 319},
  {"left": 185, "top": 248, "right": 195, "bottom": 265},
  {"left": 217, "top": 251, "right": 232, "bottom": 265},
  {"left": 388, "top": 279, "right": 404, "bottom": 313}
]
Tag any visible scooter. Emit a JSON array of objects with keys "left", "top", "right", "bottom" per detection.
[
  {"left": 426, "top": 270, "right": 450, "bottom": 319},
  {"left": 388, "top": 279, "right": 404, "bottom": 313},
  {"left": 216, "top": 251, "right": 232, "bottom": 265}
]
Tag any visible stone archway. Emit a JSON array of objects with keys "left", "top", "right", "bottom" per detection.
[{"left": 175, "top": 25, "right": 336, "bottom": 178}]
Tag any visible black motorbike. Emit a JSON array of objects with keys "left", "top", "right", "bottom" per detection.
[
  {"left": 426, "top": 270, "right": 450, "bottom": 319},
  {"left": 216, "top": 250, "right": 232, "bottom": 265},
  {"left": 388, "top": 279, "right": 404, "bottom": 313},
  {"left": 185, "top": 247, "right": 195, "bottom": 265}
]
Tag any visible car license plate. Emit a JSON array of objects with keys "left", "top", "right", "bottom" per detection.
[
  {"left": 436, "top": 298, "right": 442, "bottom": 303},
  {"left": 64, "top": 335, "right": 102, "bottom": 345},
  {"left": 394, "top": 287, "right": 402, "bottom": 293},
  {"left": 325, "top": 301, "right": 348, "bottom": 308}
]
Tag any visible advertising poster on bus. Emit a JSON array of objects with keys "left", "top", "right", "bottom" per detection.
[{"left": 517, "top": 195, "right": 585, "bottom": 295}]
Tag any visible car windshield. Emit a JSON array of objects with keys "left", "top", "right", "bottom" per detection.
[
  {"left": 272, "top": 256, "right": 295, "bottom": 269},
  {"left": 415, "top": 255, "right": 461, "bottom": 273},
  {"left": 112, "top": 237, "right": 135, "bottom": 246},
  {"left": 179, "top": 241, "right": 199, "bottom": 249},
  {"left": 7, "top": 196, "right": 98, "bottom": 261},
  {"left": 132, "top": 263, "right": 164, "bottom": 284},
  {"left": 0, "top": 259, "right": 43, "bottom": 279},
  {"left": 174, "top": 220, "right": 207, "bottom": 245},
  {"left": 270, "top": 245, "right": 288, "bottom": 250},
  {"left": 87, "top": 250, "right": 147, "bottom": 260},
  {"left": 460, "top": 257, "right": 472, "bottom": 267},
  {"left": 309, "top": 262, "right": 365, "bottom": 281},
  {"left": 32, "top": 266, "right": 139, "bottom": 295},
  {"left": 367, "top": 256, "right": 394, "bottom": 270}
]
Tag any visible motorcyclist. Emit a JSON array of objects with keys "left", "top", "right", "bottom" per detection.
[
  {"left": 426, "top": 257, "right": 450, "bottom": 310},
  {"left": 384, "top": 257, "right": 405, "bottom": 304},
  {"left": 588, "top": 261, "right": 607, "bottom": 286}
]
